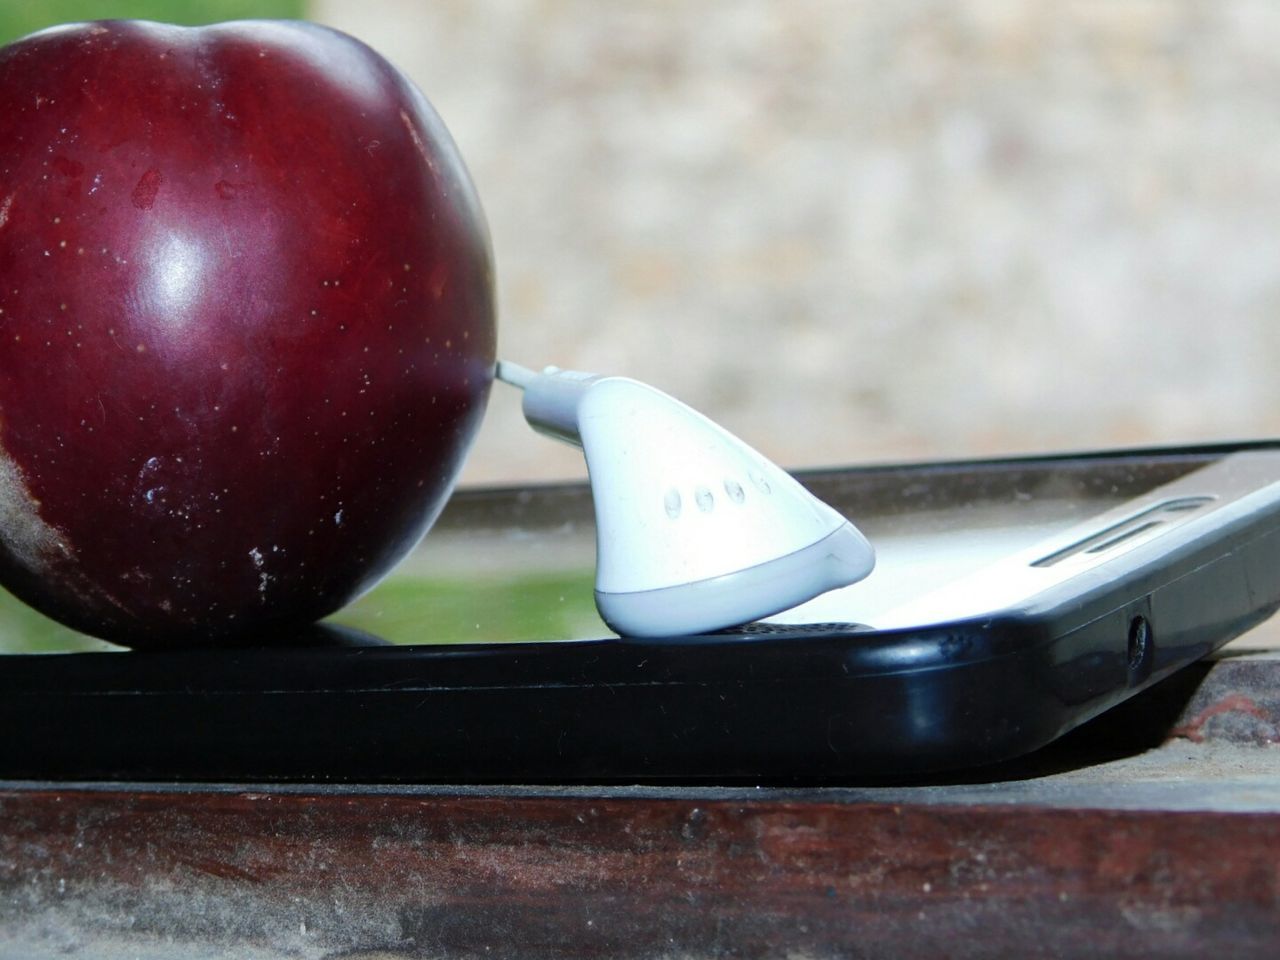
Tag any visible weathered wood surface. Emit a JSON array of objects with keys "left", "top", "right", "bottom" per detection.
[{"left": 2, "top": 787, "right": 1279, "bottom": 959}]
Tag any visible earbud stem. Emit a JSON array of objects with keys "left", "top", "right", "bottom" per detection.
[{"left": 497, "top": 362, "right": 599, "bottom": 448}]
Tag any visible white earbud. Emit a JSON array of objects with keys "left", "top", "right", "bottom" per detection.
[{"left": 497, "top": 362, "right": 875, "bottom": 637}]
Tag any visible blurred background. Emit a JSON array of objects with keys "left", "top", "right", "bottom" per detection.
[
  {"left": 7, "top": 0, "right": 1280, "bottom": 485},
  {"left": 5, "top": 0, "right": 1280, "bottom": 648},
  {"left": 10, "top": 0, "right": 1280, "bottom": 481}
]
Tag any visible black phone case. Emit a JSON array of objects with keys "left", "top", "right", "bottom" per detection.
[{"left": 3, "top": 442, "right": 1279, "bottom": 784}]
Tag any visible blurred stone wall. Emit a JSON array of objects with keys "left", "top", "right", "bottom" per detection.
[{"left": 314, "top": 0, "right": 1280, "bottom": 484}]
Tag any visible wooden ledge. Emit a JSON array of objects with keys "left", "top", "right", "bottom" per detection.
[
  {"left": 1, "top": 648, "right": 1277, "bottom": 958},
  {"left": 0, "top": 781, "right": 1278, "bottom": 959}
]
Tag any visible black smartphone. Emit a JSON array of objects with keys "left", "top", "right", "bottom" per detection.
[{"left": 3, "top": 442, "right": 1279, "bottom": 783}]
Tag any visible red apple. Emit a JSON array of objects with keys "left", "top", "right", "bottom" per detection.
[{"left": 0, "top": 20, "right": 496, "bottom": 646}]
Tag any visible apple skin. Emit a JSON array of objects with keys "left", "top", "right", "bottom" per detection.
[{"left": 0, "top": 20, "right": 496, "bottom": 646}]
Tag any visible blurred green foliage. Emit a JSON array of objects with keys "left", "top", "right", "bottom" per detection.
[
  {"left": 0, "top": 587, "right": 116, "bottom": 653},
  {"left": 0, "top": 0, "right": 304, "bottom": 46},
  {"left": 329, "top": 571, "right": 605, "bottom": 645}
]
